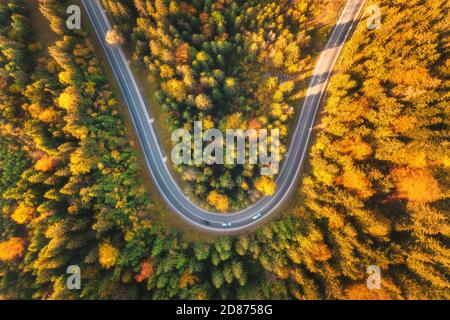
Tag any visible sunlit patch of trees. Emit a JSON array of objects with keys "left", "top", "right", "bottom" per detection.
[{"left": 299, "top": 0, "right": 449, "bottom": 299}]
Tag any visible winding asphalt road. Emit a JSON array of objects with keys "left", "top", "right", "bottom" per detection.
[{"left": 82, "top": 0, "right": 366, "bottom": 233}]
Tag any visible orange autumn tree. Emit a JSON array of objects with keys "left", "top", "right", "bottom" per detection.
[
  {"left": 38, "top": 108, "right": 58, "bottom": 123},
  {"left": 175, "top": 43, "right": 190, "bottom": 63},
  {"left": 0, "top": 238, "right": 25, "bottom": 261},
  {"left": 179, "top": 268, "right": 197, "bottom": 289},
  {"left": 337, "top": 135, "right": 372, "bottom": 160},
  {"left": 135, "top": 259, "right": 154, "bottom": 283},
  {"left": 337, "top": 166, "right": 374, "bottom": 199},
  {"left": 310, "top": 242, "right": 333, "bottom": 262},
  {"left": 391, "top": 167, "right": 442, "bottom": 203},
  {"left": 345, "top": 282, "right": 395, "bottom": 300},
  {"left": 35, "top": 156, "right": 56, "bottom": 172},
  {"left": 0, "top": 75, "right": 7, "bottom": 89}
]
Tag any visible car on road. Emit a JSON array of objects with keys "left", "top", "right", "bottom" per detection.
[{"left": 252, "top": 213, "right": 262, "bottom": 220}]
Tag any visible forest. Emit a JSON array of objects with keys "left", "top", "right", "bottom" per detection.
[
  {"left": 0, "top": 0, "right": 448, "bottom": 300},
  {"left": 105, "top": 0, "right": 332, "bottom": 211}
]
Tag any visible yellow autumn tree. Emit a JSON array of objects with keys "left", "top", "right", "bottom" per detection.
[
  {"left": 159, "top": 64, "right": 174, "bottom": 78},
  {"left": 393, "top": 115, "right": 417, "bottom": 133},
  {"left": 0, "top": 237, "right": 25, "bottom": 261},
  {"left": 162, "top": 79, "right": 186, "bottom": 102},
  {"left": 70, "top": 148, "right": 94, "bottom": 175},
  {"left": 207, "top": 190, "right": 229, "bottom": 212},
  {"left": 202, "top": 116, "right": 214, "bottom": 130},
  {"left": 99, "top": 242, "right": 119, "bottom": 269},
  {"left": 11, "top": 203, "right": 35, "bottom": 224},
  {"left": 58, "top": 70, "right": 75, "bottom": 85},
  {"left": 58, "top": 86, "right": 79, "bottom": 112},
  {"left": 39, "top": 108, "right": 58, "bottom": 123},
  {"left": 255, "top": 176, "right": 276, "bottom": 196},
  {"left": 226, "top": 112, "right": 246, "bottom": 129},
  {"left": 195, "top": 94, "right": 211, "bottom": 110}
]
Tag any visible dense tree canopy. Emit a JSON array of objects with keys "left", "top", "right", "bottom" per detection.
[
  {"left": 300, "top": 0, "right": 449, "bottom": 298},
  {"left": 0, "top": 0, "right": 448, "bottom": 300}
]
